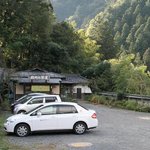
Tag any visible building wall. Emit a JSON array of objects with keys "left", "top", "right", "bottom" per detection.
[
  {"left": 73, "top": 84, "right": 92, "bottom": 94},
  {"left": 51, "top": 85, "right": 60, "bottom": 94},
  {"left": 16, "top": 84, "right": 24, "bottom": 94}
]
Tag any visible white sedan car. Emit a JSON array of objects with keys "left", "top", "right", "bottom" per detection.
[{"left": 4, "top": 102, "right": 98, "bottom": 137}]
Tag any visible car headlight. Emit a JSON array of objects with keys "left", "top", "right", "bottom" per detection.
[{"left": 6, "top": 119, "right": 14, "bottom": 123}]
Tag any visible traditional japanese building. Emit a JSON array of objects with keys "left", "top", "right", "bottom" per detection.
[{"left": 10, "top": 68, "right": 92, "bottom": 100}]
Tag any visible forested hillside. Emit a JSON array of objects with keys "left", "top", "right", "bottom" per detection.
[
  {"left": 87, "top": 0, "right": 150, "bottom": 60},
  {"left": 0, "top": 0, "right": 99, "bottom": 73},
  {"left": 83, "top": 0, "right": 150, "bottom": 95},
  {"left": 0, "top": 0, "right": 150, "bottom": 96},
  {"left": 51, "top": 0, "right": 107, "bottom": 28}
]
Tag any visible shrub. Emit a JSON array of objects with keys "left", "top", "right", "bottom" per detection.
[
  {"left": 117, "top": 92, "right": 125, "bottom": 100},
  {"left": 87, "top": 94, "right": 150, "bottom": 112},
  {"left": 138, "top": 105, "right": 150, "bottom": 112},
  {"left": 0, "top": 100, "right": 10, "bottom": 111},
  {"left": 124, "top": 100, "right": 138, "bottom": 110},
  {"left": 114, "top": 100, "right": 126, "bottom": 108}
]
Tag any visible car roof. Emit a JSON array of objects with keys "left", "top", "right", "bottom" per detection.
[
  {"left": 27, "top": 92, "right": 47, "bottom": 95},
  {"left": 41, "top": 102, "right": 77, "bottom": 106},
  {"left": 30, "top": 94, "right": 60, "bottom": 98}
]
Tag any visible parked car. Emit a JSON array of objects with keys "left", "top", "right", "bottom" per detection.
[
  {"left": 10, "top": 93, "right": 48, "bottom": 113},
  {"left": 4, "top": 102, "right": 98, "bottom": 137},
  {"left": 13, "top": 95, "right": 62, "bottom": 114}
]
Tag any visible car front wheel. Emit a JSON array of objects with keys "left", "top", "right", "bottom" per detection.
[
  {"left": 74, "top": 122, "right": 87, "bottom": 134},
  {"left": 15, "top": 124, "right": 30, "bottom": 137}
]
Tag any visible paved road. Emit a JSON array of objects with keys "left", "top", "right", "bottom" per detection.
[{"left": 7, "top": 101, "right": 150, "bottom": 150}]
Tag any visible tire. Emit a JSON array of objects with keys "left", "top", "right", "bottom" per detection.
[
  {"left": 17, "top": 110, "right": 26, "bottom": 114},
  {"left": 73, "top": 122, "right": 87, "bottom": 134},
  {"left": 15, "top": 124, "right": 30, "bottom": 137}
]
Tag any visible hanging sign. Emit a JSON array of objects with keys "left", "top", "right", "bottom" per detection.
[{"left": 30, "top": 75, "right": 48, "bottom": 80}]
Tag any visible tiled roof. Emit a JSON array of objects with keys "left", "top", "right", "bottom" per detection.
[
  {"left": 62, "top": 74, "right": 88, "bottom": 84},
  {"left": 11, "top": 71, "right": 65, "bottom": 79},
  {"left": 10, "top": 69, "right": 88, "bottom": 84}
]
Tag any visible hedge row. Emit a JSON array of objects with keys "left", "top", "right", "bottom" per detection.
[{"left": 85, "top": 95, "right": 150, "bottom": 113}]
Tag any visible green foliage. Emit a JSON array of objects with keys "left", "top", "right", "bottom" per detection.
[
  {"left": 82, "top": 61, "right": 114, "bottom": 93},
  {"left": 88, "top": 95, "right": 114, "bottom": 105},
  {"left": 110, "top": 53, "right": 150, "bottom": 95},
  {"left": 116, "top": 91, "right": 126, "bottom": 100},
  {"left": 0, "top": 114, "right": 9, "bottom": 150},
  {"left": 124, "top": 100, "right": 138, "bottom": 110},
  {"left": 0, "top": 0, "right": 54, "bottom": 70},
  {"left": 51, "top": 22, "right": 93, "bottom": 73},
  {"left": 0, "top": 100, "right": 10, "bottom": 111},
  {"left": 0, "top": 0, "right": 100, "bottom": 73},
  {"left": 86, "top": 94, "right": 150, "bottom": 112},
  {"left": 87, "top": 19, "right": 118, "bottom": 60},
  {"left": 1, "top": 0, "right": 150, "bottom": 98},
  {"left": 86, "top": 0, "right": 150, "bottom": 57},
  {"left": 143, "top": 48, "right": 150, "bottom": 71}
]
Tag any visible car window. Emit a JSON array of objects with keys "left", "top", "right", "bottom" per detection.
[
  {"left": 28, "top": 98, "right": 43, "bottom": 104},
  {"left": 38, "top": 106, "right": 57, "bottom": 115},
  {"left": 45, "top": 97, "right": 56, "bottom": 103},
  {"left": 28, "top": 105, "right": 43, "bottom": 115},
  {"left": 19, "top": 96, "right": 32, "bottom": 104},
  {"left": 57, "top": 105, "right": 78, "bottom": 114}
]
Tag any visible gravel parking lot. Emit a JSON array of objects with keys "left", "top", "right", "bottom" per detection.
[{"left": 6, "top": 101, "right": 150, "bottom": 150}]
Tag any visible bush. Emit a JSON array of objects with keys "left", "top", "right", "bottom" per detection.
[
  {"left": 0, "top": 100, "right": 10, "bottom": 111},
  {"left": 137, "top": 105, "right": 150, "bottom": 112},
  {"left": 124, "top": 100, "right": 138, "bottom": 110},
  {"left": 113, "top": 100, "right": 126, "bottom": 108},
  {"left": 87, "top": 94, "right": 150, "bottom": 112},
  {"left": 117, "top": 92, "right": 125, "bottom": 100}
]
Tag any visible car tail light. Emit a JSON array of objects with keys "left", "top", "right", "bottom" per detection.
[{"left": 91, "top": 113, "right": 97, "bottom": 119}]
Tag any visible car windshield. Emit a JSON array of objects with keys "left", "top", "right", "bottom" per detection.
[
  {"left": 25, "top": 105, "right": 43, "bottom": 114},
  {"left": 15, "top": 93, "right": 45, "bottom": 104},
  {"left": 19, "top": 96, "right": 33, "bottom": 104}
]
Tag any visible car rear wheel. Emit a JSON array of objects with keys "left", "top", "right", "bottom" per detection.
[
  {"left": 74, "top": 122, "right": 87, "bottom": 134},
  {"left": 15, "top": 124, "right": 30, "bottom": 137}
]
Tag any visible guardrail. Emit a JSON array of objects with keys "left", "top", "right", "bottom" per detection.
[{"left": 99, "top": 92, "right": 150, "bottom": 101}]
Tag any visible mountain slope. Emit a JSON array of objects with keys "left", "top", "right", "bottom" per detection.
[
  {"left": 51, "top": 0, "right": 107, "bottom": 28},
  {"left": 87, "top": 0, "right": 150, "bottom": 56}
]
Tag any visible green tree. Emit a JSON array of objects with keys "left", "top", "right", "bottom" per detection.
[
  {"left": 134, "top": 52, "right": 143, "bottom": 66},
  {"left": 82, "top": 61, "right": 113, "bottom": 92},
  {"left": 114, "top": 31, "right": 122, "bottom": 45},
  {"left": 143, "top": 48, "right": 150, "bottom": 71},
  {"left": 87, "top": 18, "right": 118, "bottom": 60},
  {"left": 0, "top": 0, "right": 54, "bottom": 69},
  {"left": 51, "top": 22, "right": 85, "bottom": 73},
  {"left": 110, "top": 54, "right": 135, "bottom": 93},
  {"left": 121, "top": 23, "right": 130, "bottom": 41}
]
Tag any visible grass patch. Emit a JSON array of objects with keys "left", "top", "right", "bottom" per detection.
[
  {"left": 0, "top": 112, "right": 30, "bottom": 150},
  {"left": 0, "top": 112, "right": 9, "bottom": 150}
]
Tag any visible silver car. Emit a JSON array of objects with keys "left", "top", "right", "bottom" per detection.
[
  {"left": 10, "top": 93, "right": 48, "bottom": 113},
  {"left": 13, "top": 95, "right": 62, "bottom": 114}
]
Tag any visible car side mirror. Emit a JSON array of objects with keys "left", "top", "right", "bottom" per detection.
[{"left": 37, "top": 111, "right": 42, "bottom": 117}]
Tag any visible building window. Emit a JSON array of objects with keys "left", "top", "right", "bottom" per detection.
[
  {"left": 31, "top": 85, "right": 50, "bottom": 92},
  {"left": 25, "top": 85, "right": 31, "bottom": 94}
]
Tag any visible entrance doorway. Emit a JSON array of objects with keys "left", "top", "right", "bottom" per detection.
[{"left": 77, "top": 88, "right": 82, "bottom": 99}]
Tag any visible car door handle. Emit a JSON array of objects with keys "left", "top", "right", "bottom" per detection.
[{"left": 40, "top": 119, "right": 48, "bottom": 121}]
